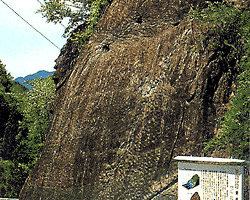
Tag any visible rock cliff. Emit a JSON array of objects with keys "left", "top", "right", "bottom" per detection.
[{"left": 19, "top": 0, "right": 248, "bottom": 199}]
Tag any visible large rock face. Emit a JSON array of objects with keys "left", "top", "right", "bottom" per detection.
[{"left": 19, "top": 0, "right": 248, "bottom": 199}]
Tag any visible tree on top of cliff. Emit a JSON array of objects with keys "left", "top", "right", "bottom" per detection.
[
  {"left": 37, "top": 0, "right": 90, "bottom": 37},
  {"left": 37, "top": 0, "right": 111, "bottom": 49}
]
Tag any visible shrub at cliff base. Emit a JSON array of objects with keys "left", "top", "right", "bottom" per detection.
[{"left": 0, "top": 73, "right": 55, "bottom": 198}]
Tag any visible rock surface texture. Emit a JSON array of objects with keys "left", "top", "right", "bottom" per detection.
[{"left": 19, "top": 0, "right": 248, "bottom": 199}]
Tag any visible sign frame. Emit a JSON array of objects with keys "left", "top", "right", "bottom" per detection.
[{"left": 174, "top": 156, "right": 249, "bottom": 200}]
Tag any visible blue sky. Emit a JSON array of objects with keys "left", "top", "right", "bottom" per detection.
[{"left": 0, "top": 0, "right": 68, "bottom": 79}]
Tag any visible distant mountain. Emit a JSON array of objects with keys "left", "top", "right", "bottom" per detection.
[{"left": 14, "top": 70, "right": 54, "bottom": 90}]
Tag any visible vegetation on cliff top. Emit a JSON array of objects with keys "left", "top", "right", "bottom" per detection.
[{"left": 37, "top": 0, "right": 111, "bottom": 50}]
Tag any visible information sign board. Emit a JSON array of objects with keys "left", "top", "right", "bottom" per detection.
[
  {"left": 174, "top": 156, "right": 249, "bottom": 200},
  {"left": 178, "top": 162, "right": 244, "bottom": 200}
]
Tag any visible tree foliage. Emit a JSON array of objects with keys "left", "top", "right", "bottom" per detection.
[
  {"left": 0, "top": 66, "right": 56, "bottom": 198},
  {"left": 11, "top": 76, "right": 56, "bottom": 167},
  {"left": 189, "top": 1, "right": 250, "bottom": 160},
  {"left": 0, "top": 60, "right": 13, "bottom": 93},
  {"left": 70, "top": 0, "right": 109, "bottom": 48},
  {"left": 0, "top": 60, "right": 24, "bottom": 161},
  {"left": 37, "top": 0, "right": 110, "bottom": 49},
  {"left": 37, "top": 0, "right": 90, "bottom": 36}
]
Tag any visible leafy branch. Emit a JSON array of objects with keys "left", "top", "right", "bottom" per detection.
[
  {"left": 71, "top": 0, "right": 109, "bottom": 50},
  {"left": 37, "top": 0, "right": 111, "bottom": 51}
]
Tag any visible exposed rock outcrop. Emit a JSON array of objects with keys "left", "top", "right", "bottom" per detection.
[{"left": 19, "top": 0, "right": 248, "bottom": 199}]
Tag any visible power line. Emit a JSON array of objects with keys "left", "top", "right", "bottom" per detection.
[
  {"left": 36, "top": 0, "right": 43, "bottom": 5},
  {"left": 0, "top": 0, "right": 60, "bottom": 50}
]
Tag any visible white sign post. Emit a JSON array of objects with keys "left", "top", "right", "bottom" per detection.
[{"left": 174, "top": 156, "right": 249, "bottom": 200}]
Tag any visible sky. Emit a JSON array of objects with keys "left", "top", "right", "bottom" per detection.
[{"left": 0, "top": 0, "right": 68, "bottom": 79}]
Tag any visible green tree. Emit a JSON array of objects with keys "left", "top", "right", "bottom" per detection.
[
  {"left": 0, "top": 60, "right": 12, "bottom": 154},
  {"left": 0, "top": 60, "right": 28, "bottom": 198},
  {"left": 0, "top": 60, "right": 13, "bottom": 93},
  {"left": 189, "top": 1, "right": 250, "bottom": 160},
  {"left": 0, "top": 74, "right": 55, "bottom": 198},
  {"left": 12, "top": 76, "right": 56, "bottom": 169},
  {"left": 0, "top": 60, "right": 25, "bottom": 161},
  {"left": 37, "top": 0, "right": 111, "bottom": 49},
  {"left": 37, "top": 0, "right": 90, "bottom": 36}
]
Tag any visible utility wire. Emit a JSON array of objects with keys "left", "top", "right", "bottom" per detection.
[
  {"left": 36, "top": 0, "right": 66, "bottom": 29},
  {"left": 36, "top": 0, "right": 44, "bottom": 5},
  {"left": 0, "top": 0, "right": 60, "bottom": 50}
]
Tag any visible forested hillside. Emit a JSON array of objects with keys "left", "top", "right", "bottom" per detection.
[
  {"left": 14, "top": 70, "right": 54, "bottom": 90},
  {"left": 0, "top": 60, "right": 55, "bottom": 198}
]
